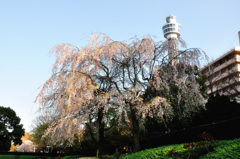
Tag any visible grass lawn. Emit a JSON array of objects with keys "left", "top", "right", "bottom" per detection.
[
  {"left": 3, "top": 138, "right": 239, "bottom": 159},
  {"left": 79, "top": 157, "right": 97, "bottom": 159},
  {"left": 63, "top": 156, "right": 97, "bottom": 159},
  {"left": 0, "top": 155, "right": 52, "bottom": 159},
  {"left": 0, "top": 155, "right": 97, "bottom": 159}
]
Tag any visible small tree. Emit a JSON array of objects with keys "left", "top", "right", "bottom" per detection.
[
  {"left": 0, "top": 106, "right": 25, "bottom": 152},
  {"left": 31, "top": 115, "right": 55, "bottom": 152}
]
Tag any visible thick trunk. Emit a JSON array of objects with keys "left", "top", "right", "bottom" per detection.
[
  {"left": 98, "top": 124, "right": 104, "bottom": 154},
  {"left": 86, "top": 123, "right": 97, "bottom": 144},
  {"left": 98, "top": 107, "right": 105, "bottom": 155},
  {"left": 130, "top": 105, "right": 140, "bottom": 152}
]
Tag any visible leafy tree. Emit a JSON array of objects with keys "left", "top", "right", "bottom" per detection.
[
  {"left": 0, "top": 106, "right": 25, "bottom": 152},
  {"left": 36, "top": 33, "right": 207, "bottom": 152},
  {"left": 31, "top": 115, "right": 53, "bottom": 152}
]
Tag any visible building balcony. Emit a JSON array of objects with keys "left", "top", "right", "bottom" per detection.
[
  {"left": 201, "top": 46, "right": 240, "bottom": 75},
  {"left": 207, "top": 84, "right": 240, "bottom": 95},
  {"left": 206, "top": 58, "right": 238, "bottom": 76},
  {"left": 206, "top": 69, "right": 239, "bottom": 86}
]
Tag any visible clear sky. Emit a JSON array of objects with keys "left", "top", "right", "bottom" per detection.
[{"left": 0, "top": 0, "right": 240, "bottom": 132}]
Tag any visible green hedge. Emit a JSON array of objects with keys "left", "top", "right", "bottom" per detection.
[{"left": 141, "top": 116, "right": 240, "bottom": 150}]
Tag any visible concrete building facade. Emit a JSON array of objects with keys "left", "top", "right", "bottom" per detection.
[{"left": 201, "top": 41, "right": 240, "bottom": 102}]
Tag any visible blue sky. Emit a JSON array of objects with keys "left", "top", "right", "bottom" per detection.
[{"left": 0, "top": 0, "right": 240, "bottom": 132}]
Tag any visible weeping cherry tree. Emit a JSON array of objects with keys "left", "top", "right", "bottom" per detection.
[{"left": 36, "top": 33, "right": 207, "bottom": 152}]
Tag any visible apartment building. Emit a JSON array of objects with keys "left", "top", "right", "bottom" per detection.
[{"left": 201, "top": 44, "right": 240, "bottom": 102}]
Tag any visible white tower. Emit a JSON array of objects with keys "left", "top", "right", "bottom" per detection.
[{"left": 162, "top": 15, "right": 181, "bottom": 65}]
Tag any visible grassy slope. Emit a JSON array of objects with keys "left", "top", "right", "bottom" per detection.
[
  {"left": 202, "top": 139, "right": 240, "bottom": 159},
  {"left": 123, "top": 138, "right": 240, "bottom": 159}
]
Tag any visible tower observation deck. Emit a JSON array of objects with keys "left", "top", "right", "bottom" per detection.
[{"left": 162, "top": 15, "right": 181, "bottom": 64}]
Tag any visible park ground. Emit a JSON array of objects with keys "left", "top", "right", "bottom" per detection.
[{"left": 1, "top": 137, "right": 240, "bottom": 159}]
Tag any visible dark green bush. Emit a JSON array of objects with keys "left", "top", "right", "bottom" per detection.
[{"left": 141, "top": 116, "right": 240, "bottom": 150}]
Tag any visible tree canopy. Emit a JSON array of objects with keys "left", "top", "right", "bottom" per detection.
[
  {"left": 0, "top": 106, "right": 25, "bottom": 152},
  {"left": 36, "top": 33, "right": 207, "bottom": 152}
]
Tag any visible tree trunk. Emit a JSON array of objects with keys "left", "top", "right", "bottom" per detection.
[
  {"left": 130, "top": 105, "right": 140, "bottom": 152},
  {"left": 86, "top": 123, "right": 97, "bottom": 144},
  {"left": 98, "top": 107, "right": 105, "bottom": 155}
]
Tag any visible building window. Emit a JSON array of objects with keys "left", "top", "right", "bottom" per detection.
[
  {"left": 215, "top": 71, "right": 220, "bottom": 77},
  {"left": 222, "top": 69, "right": 227, "bottom": 74},
  {"left": 234, "top": 85, "right": 238, "bottom": 90},
  {"left": 230, "top": 65, "right": 236, "bottom": 70},
  {"left": 220, "top": 60, "right": 225, "bottom": 65},
  {"left": 214, "top": 63, "right": 220, "bottom": 68},
  {"left": 232, "top": 74, "right": 239, "bottom": 81},
  {"left": 233, "top": 74, "right": 239, "bottom": 78},
  {"left": 229, "top": 55, "right": 235, "bottom": 61},
  {"left": 223, "top": 78, "right": 229, "bottom": 84}
]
